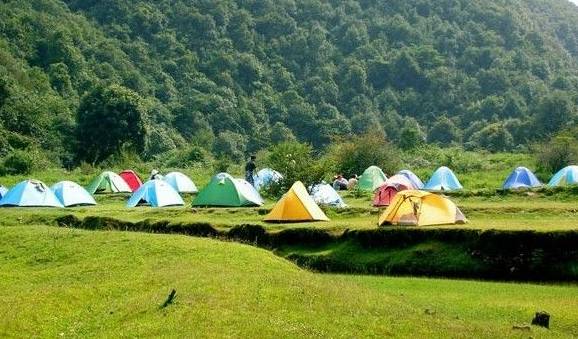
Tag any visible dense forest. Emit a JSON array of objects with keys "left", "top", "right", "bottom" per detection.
[{"left": 1, "top": 0, "right": 578, "bottom": 169}]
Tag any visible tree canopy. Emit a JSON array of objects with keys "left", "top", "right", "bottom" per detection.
[{"left": 0, "top": 0, "right": 578, "bottom": 165}]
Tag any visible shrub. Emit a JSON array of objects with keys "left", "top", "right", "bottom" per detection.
[
  {"left": 0, "top": 149, "right": 34, "bottom": 175},
  {"left": 326, "top": 131, "right": 402, "bottom": 177},
  {"left": 264, "top": 141, "right": 329, "bottom": 196},
  {"left": 535, "top": 133, "right": 578, "bottom": 175}
]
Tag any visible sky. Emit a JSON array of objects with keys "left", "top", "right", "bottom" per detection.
[{"left": 570, "top": 0, "right": 578, "bottom": 6}]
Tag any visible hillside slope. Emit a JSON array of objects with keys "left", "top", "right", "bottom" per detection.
[{"left": 1, "top": 0, "right": 578, "bottom": 165}]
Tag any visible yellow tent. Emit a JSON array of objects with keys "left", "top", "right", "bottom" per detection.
[
  {"left": 265, "top": 181, "right": 330, "bottom": 222},
  {"left": 378, "top": 190, "right": 466, "bottom": 226}
]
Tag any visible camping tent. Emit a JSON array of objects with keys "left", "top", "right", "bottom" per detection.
[
  {"left": 397, "top": 170, "right": 424, "bottom": 189},
  {"left": 254, "top": 168, "right": 283, "bottom": 191},
  {"left": 378, "top": 190, "right": 467, "bottom": 226},
  {"left": 127, "top": 179, "right": 184, "bottom": 207},
  {"left": 265, "top": 181, "right": 329, "bottom": 222},
  {"left": 86, "top": 171, "right": 132, "bottom": 194},
  {"left": 51, "top": 181, "right": 97, "bottom": 207},
  {"left": 119, "top": 170, "right": 143, "bottom": 192},
  {"left": 0, "top": 186, "right": 8, "bottom": 199},
  {"left": 502, "top": 167, "right": 542, "bottom": 190},
  {"left": 424, "top": 167, "right": 463, "bottom": 191},
  {"left": 548, "top": 166, "right": 578, "bottom": 187},
  {"left": 0, "top": 180, "right": 63, "bottom": 208},
  {"left": 164, "top": 172, "right": 198, "bottom": 193},
  {"left": 310, "top": 183, "right": 346, "bottom": 208},
  {"left": 192, "top": 173, "right": 263, "bottom": 207},
  {"left": 373, "top": 175, "right": 415, "bottom": 207},
  {"left": 358, "top": 166, "right": 388, "bottom": 192}
]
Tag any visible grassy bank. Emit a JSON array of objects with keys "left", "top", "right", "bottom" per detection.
[{"left": 1, "top": 225, "right": 577, "bottom": 338}]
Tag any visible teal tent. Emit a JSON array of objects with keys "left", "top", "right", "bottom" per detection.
[
  {"left": 51, "top": 181, "right": 97, "bottom": 207},
  {"left": 358, "top": 166, "right": 387, "bottom": 192},
  {"left": 0, "top": 180, "right": 63, "bottom": 208},
  {"left": 424, "top": 167, "right": 463, "bottom": 191},
  {"left": 127, "top": 179, "right": 184, "bottom": 208},
  {"left": 549, "top": 166, "right": 578, "bottom": 187}
]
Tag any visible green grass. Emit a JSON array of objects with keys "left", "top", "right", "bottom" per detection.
[
  {"left": 2, "top": 190, "right": 578, "bottom": 232},
  {"left": 1, "top": 225, "right": 577, "bottom": 338}
]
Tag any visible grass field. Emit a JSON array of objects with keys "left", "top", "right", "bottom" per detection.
[
  {"left": 1, "top": 225, "right": 577, "bottom": 338},
  {"left": 2, "top": 157, "right": 578, "bottom": 337}
]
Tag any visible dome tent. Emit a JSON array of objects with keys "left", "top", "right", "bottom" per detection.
[
  {"left": 164, "top": 172, "right": 198, "bottom": 193},
  {"left": 192, "top": 173, "right": 263, "bottom": 207},
  {"left": 51, "top": 181, "right": 97, "bottom": 207},
  {"left": 502, "top": 167, "right": 542, "bottom": 190},
  {"left": 548, "top": 166, "right": 578, "bottom": 187},
  {"left": 379, "top": 190, "right": 467, "bottom": 226},
  {"left": 0, "top": 185, "right": 8, "bottom": 199},
  {"left": 127, "top": 180, "right": 184, "bottom": 208},
  {"left": 373, "top": 175, "right": 415, "bottom": 207},
  {"left": 265, "top": 181, "right": 329, "bottom": 222},
  {"left": 119, "top": 170, "right": 143, "bottom": 192},
  {"left": 254, "top": 168, "right": 283, "bottom": 191},
  {"left": 0, "top": 180, "right": 63, "bottom": 208},
  {"left": 310, "top": 183, "right": 346, "bottom": 208},
  {"left": 397, "top": 170, "right": 424, "bottom": 189},
  {"left": 86, "top": 171, "right": 132, "bottom": 194},
  {"left": 358, "top": 166, "right": 388, "bottom": 192},
  {"left": 424, "top": 167, "right": 463, "bottom": 191}
]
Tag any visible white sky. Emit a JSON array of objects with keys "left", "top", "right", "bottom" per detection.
[{"left": 570, "top": 0, "right": 578, "bottom": 6}]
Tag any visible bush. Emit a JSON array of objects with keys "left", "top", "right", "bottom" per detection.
[
  {"left": 162, "top": 145, "right": 212, "bottom": 168},
  {"left": 326, "top": 131, "right": 402, "bottom": 177},
  {"left": 535, "top": 133, "right": 578, "bottom": 175},
  {"left": 264, "top": 141, "right": 329, "bottom": 197},
  {"left": 0, "top": 150, "right": 34, "bottom": 175}
]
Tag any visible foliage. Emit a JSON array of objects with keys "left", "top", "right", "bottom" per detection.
[
  {"left": 327, "top": 132, "right": 402, "bottom": 177},
  {"left": 0, "top": 149, "right": 35, "bottom": 175},
  {"left": 264, "top": 141, "right": 328, "bottom": 196},
  {"left": 535, "top": 130, "right": 578, "bottom": 175},
  {"left": 0, "top": 0, "right": 578, "bottom": 171},
  {"left": 76, "top": 84, "right": 147, "bottom": 164}
]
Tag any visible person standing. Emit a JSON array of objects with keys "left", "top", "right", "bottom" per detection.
[{"left": 245, "top": 155, "right": 257, "bottom": 186}]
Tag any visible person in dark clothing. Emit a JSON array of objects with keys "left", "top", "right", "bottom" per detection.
[{"left": 245, "top": 155, "right": 257, "bottom": 186}]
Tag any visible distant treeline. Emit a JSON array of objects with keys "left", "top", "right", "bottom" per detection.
[{"left": 0, "top": 0, "right": 578, "bottom": 168}]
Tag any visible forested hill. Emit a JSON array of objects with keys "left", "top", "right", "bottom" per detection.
[{"left": 1, "top": 0, "right": 578, "bottom": 167}]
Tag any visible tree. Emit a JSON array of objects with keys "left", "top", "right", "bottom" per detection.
[
  {"left": 535, "top": 91, "right": 577, "bottom": 136},
  {"left": 468, "top": 123, "right": 514, "bottom": 152},
  {"left": 213, "top": 130, "right": 247, "bottom": 162},
  {"left": 428, "top": 116, "right": 461, "bottom": 145},
  {"left": 76, "top": 84, "right": 147, "bottom": 164}
]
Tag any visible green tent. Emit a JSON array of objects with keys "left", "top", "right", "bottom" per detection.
[
  {"left": 192, "top": 173, "right": 264, "bottom": 207},
  {"left": 86, "top": 171, "right": 132, "bottom": 194},
  {"left": 358, "top": 166, "right": 387, "bottom": 192}
]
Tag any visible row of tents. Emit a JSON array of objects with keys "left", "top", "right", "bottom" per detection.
[{"left": 357, "top": 165, "right": 578, "bottom": 192}]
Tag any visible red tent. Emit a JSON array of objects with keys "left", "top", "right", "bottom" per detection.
[
  {"left": 119, "top": 170, "right": 143, "bottom": 192},
  {"left": 373, "top": 175, "right": 414, "bottom": 207}
]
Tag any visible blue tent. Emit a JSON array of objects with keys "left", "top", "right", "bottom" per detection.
[
  {"left": 0, "top": 180, "right": 63, "bottom": 208},
  {"left": 310, "top": 183, "right": 346, "bottom": 208},
  {"left": 0, "top": 186, "right": 8, "bottom": 200},
  {"left": 164, "top": 172, "right": 198, "bottom": 193},
  {"left": 548, "top": 166, "right": 578, "bottom": 187},
  {"left": 51, "top": 181, "right": 97, "bottom": 207},
  {"left": 127, "top": 179, "right": 184, "bottom": 207},
  {"left": 397, "top": 170, "right": 424, "bottom": 189},
  {"left": 424, "top": 167, "right": 463, "bottom": 191},
  {"left": 503, "top": 167, "right": 542, "bottom": 190},
  {"left": 254, "top": 168, "right": 283, "bottom": 191}
]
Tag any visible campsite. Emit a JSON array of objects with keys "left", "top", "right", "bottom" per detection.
[
  {"left": 2, "top": 0, "right": 578, "bottom": 337},
  {"left": 1, "top": 147, "right": 578, "bottom": 337}
]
